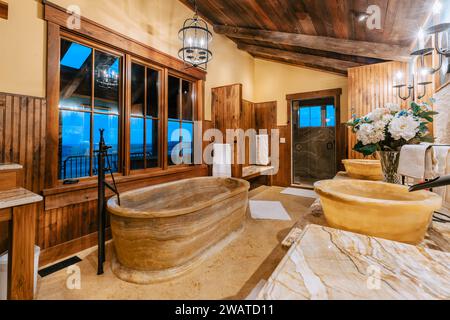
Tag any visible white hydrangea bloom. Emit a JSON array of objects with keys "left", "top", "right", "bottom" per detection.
[
  {"left": 385, "top": 102, "right": 401, "bottom": 113},
  {"left": 388, "top": 115, "right": 420, "bottom": 141},
  {"left": 366, "top": 108, "right": 389, "bottom": 122},
  {"left": 357, "top": 123, "right": 385, "bottom": 145}
]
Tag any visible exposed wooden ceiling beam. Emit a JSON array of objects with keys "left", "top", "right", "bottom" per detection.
[
  {"left": 0, "top": 1, "right": 8, "bottom": 20},
  {"left": 215, "top": 25, "right": 411, "bottom": 62},
  {"left": 238, "top": 43, "right": 362, "bottom": 75}
]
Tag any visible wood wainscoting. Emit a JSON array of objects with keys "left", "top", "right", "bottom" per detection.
[
  {"left": 0, "top": 93, "right": 47, "bottom": 193},
  {"left": 347, "top": 61, "right": 410, "bottom": 159}
]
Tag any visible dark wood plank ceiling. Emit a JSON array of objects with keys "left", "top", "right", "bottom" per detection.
[{"left": 179, "top": 0, "right": 434, "bottom": 75}]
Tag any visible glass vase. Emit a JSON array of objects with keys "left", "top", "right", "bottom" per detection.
[{"left": 377, "top": 151, "right": 401, "bottom": 184}]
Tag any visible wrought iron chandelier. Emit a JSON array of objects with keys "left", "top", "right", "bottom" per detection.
[
  {"left": 96, "top": 63, "right": 119, "bottom": 89},
  {"left": 178, "top": 0, "right": 212, "bottom": 70}
]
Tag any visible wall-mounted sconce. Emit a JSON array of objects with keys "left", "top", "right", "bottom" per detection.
[
  {"left": 393, "top": 71, "right": 415, "bottom": 101},
  {"left": 424, "top": 23, "right": 450, "bottom": 74},
  {"left": 393, "top": 1, "right": 449, "bottom": 102}
]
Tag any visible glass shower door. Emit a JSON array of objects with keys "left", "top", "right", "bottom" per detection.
[{"left": 292, "top": 100, "right": 337, "bottom": 186}]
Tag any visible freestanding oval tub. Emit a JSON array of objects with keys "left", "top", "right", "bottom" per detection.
[{"left": 107, "top": 177, "right": 250, "bottom": 284}]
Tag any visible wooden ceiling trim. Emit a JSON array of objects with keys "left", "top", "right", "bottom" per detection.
[
  {"left": 240, "top": 43, "right": 362, "bottom": 75},
  {"left": 0, "top": 1, "right": 8, "bottom": 20},
  {"left": 215, "top": 25, "right": 410, "bottom": 62}
]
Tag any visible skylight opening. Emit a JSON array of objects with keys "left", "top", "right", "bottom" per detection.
[{"left": 61, "top": 43, "right": 92, "bottom": 69}]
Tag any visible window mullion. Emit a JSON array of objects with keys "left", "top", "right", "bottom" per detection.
[
  {"left": 143, "top": 67, "right": 148, "bottom": 169},
  {"left": 90, "top": 49, "right": 96, "bottom": 177}
]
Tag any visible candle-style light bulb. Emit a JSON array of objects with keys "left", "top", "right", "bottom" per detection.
[{"left": 418, "top": 28, "right": 425, "bottom": 49}]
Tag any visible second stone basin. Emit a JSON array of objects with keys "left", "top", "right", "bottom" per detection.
[
  {"left": 314, "top": 180, "right": 443, "bottom": 245},
  {"left": 342, "top": 159, "right": 383, "bottom": 181}
]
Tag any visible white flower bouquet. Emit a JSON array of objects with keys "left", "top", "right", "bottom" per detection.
[{"left": 347, "top": 101, "right": 437, "bottom": 156}]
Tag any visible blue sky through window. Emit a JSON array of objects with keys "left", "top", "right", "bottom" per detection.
[
  {"left": 326, "top": 105, "right": 336, "bottom": 127},
  {"left": 109, "top": 59, "right": 119, "bottom": 74},
  {"left": 299, "top": 106, "right": 322, "bottom": 128},
  {"left": 61, "top": 43, "right": 92, "bottom": 69}
]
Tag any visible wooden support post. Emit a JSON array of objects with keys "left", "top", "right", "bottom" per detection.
[{"left": 7, "top": 203, "right": 37, "bottom": 300}]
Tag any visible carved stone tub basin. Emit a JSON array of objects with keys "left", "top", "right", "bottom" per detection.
[
  {"left": 314, "top": 180, "right": 442, "bottom": 245},
  {"left": 107, "top": 177, "right": 250, "bottom": 284}
]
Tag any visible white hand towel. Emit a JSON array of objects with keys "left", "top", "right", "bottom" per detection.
[
  {"left": 432, "top": 146, "right": 450, "bottom": 176},
  {"left": 213, "top": 144, "right": 232, "bottom": 178},
  {"left": 256, "top": 134, "right": 269, "bottom": 166},
  {"left": 432, "top": 146, "right": 450, "bottom": 209},
  {"left": 398, "top": 144, "right": 434, "bottom": 180}
]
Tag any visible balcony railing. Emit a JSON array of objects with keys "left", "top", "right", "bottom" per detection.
[{"left": 59, "top": 152, "right": 158, "bottom": 179}]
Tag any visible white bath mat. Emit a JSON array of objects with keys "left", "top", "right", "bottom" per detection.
[
  {"left": 249, "top": 201, "right": 291, "bottom": 221},
  {"left": 281, "top": 188, "right": 318, "bottom": 199}
]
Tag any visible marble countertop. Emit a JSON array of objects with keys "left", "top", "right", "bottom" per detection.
[
  {"left": 242, "top": 166, "right": 274, "bottom": 178},
  {"left": 0, "top": 163, "right": 23, "bottom": 171},
  {"left": 258, "top": 224, "right": 450, "bottom": 300},
  {"left": 0, "top": 188, "right": 43, "bottom": 209}
]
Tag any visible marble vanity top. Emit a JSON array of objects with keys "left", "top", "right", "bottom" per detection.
[
  {"left": 0, "top": 188, "right": 43, "bottom": 209},
  {"left": 258, "top": 224, "right": 450, "bottom": 300},
  {"left": 0, "top": 163, "right": 23, "bottom": 171},
  {"left": 242, "top": 166, "right": 274, "bottom": 178}
]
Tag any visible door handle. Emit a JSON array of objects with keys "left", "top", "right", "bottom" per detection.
[{"left": 326, "top": 142, "right": 334, "bottom": 150}]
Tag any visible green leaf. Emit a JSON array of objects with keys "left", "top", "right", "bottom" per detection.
[
  {"left": 419, "top": 135, "right": 435, "bottom": 143},
  {"left": 353, "top": 142, "right": 377, "bottom": 156}
]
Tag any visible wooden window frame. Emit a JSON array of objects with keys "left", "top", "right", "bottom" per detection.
[
  {"left": 44, "top": 1, "right": 206, "bottom": 190},
  {"left": 59, "top": 33, "right": 125, "bottom": 180},
  {"left": 127, "top": 57, "right": 165, "bottom": 175},
  {"left": 167, "top": 71, "right": 198, "bottom": 168}
]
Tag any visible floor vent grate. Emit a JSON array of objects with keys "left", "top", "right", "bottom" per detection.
[{"left": 38, "top": 256, "right": 82, "bottom": 277}]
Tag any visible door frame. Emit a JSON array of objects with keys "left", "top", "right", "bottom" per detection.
[{"left": 286, "top": 88, "right": 345, "bottom": 187}]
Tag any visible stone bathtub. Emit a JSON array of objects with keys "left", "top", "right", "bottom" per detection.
[{"left": 107, "top": 177, "right": 250, "bottom": 284}]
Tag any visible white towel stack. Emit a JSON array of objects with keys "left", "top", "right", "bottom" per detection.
[
  {"left": 256, "top": 134, "right": 269, "bottom": 166},
  {"left": 212, "top": 144, "right": 232, "bottom": 178}
]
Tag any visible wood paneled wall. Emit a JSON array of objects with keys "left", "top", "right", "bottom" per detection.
[
  {"left": 0, "top": 93, "right": 47, "bottom": 193},
  {"left": 211, "top": 84, "right": 281, "bottom": 181},
  {"left": 272, "top": 125, "right": 290, "bottom": 187},
  {"left": 347, "top": 61, "right": 410, "bottom": 159},
  {"left": 0, "top": 92, "right": 46, "bottom": 259}
]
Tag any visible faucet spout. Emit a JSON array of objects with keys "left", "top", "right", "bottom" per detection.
[{"left": 409, "top": 175, "right": 450, "bottom": 192}]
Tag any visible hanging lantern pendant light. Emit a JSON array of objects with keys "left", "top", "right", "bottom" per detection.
[{"left": 178, "top": 0, "right": 212, "bottom": 70}]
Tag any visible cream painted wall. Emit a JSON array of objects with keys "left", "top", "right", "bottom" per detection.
[
  {"left": 0, "top": 0, "right": 46, "bottom": 98},
  {"left": 254, "top": 58, "right": 349, "bottom": 125}
]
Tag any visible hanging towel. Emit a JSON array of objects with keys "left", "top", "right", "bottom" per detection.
[
  {"left": 256, "top": 134, "right": 270, "bottom": 166},
  {"left": 432, "top": 146, "right": 450, "bottom": 177},
  {"left": 213, "top": 144, "right": 232, "bottom": 178},
  {"left": 432, "top": 146, "right": 450, "bottom": 209},
  {"left": 398, "top": 144, "right": 434, "bottom": 180}
]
